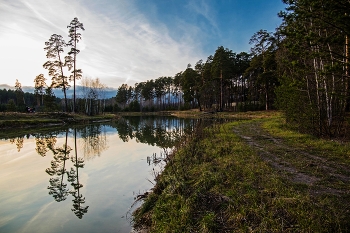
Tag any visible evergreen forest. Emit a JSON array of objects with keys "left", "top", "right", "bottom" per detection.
[{"left": 115, "top": 0, "right": 350, "bottom": 138}]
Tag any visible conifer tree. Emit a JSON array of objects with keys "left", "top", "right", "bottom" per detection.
[
  {"left": 43, "top": 34, "right": 69, "bottom": 111},
  {"left": 211, "top": 46, "right": 234, "bottom": 111},
  {"left": 248, "top": 30, "right": 278, "bottom": 110},
  {"left": 15, "top": 79, "right": 25, "bottom": 111},
  {"left": 67, "top": 17, "right": 85, "bottom": 113},
  {"left": 34, "top": 74, "right": 47, "bottom": 106}
]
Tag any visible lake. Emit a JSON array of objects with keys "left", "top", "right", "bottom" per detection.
[{"left": 0, "top": 116, "right": 196, "bottom": 233}]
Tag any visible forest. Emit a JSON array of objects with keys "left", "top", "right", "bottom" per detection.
[
  {"left": 1, "top": 0, "right": 349, "bottom": 138},
  {"left": 116, "top": 0, "right": 350, "bottom": 138}
]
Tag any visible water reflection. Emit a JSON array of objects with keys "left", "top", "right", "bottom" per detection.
[
  {"left": 0, "top": 116, "right": 197, "bottom": 232},
  {"left": 32, "top": 124, "right": 108, "bottom": 219},
  {"left": 45, "top": 129, "right": 70, "bottom": 202},
  {"left": 10, "top": 136, "right": 24, "bottom": 152},
  {"left": 114, "top": 116, "right": 195, "bottom": 149},
  {"left": 44, "top": 128, "right": 89, "bottom": 219},
  {"left": 35, "top": 134, "right": 57, "bottom": 157},
  {"left": 79, "top": 124, "right": 108, "bottom": 160},
  {"left": 70, "top": 128, "right": 89, "bottom": 219}
]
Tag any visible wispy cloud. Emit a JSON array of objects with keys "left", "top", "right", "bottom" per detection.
[
  {"left": 186, "top": 0, "right": 220, "bottom": 36},
  {"left": 0, "top": 0, "right": 203, "bottom": 88}
]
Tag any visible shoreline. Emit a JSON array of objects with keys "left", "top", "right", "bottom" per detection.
[{"left": 132, "top": 111, "right": 350, "bottom": 232}]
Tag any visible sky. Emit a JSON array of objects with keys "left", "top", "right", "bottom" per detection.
[{"left": 0, "top": 0, "right": 286, "bottom": 89}]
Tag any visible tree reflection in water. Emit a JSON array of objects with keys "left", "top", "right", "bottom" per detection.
[
  {"left": 35, "top": 135, "right": 57, "bottom": 157},
  {"left": 46, "top": 129, "right": 71, "bottom": 203},
  {"left": 39, "top": 128, "right": 89, "bottom": 219},
  {"left": 68, "top": 128, "right": 89, "bottom": 219},
  {"left": 114, "top": 116, "right": 196, "bottom": 149},
  {"left": 6, "top": 118, "right": 195, "bottom": 220},
  {"left": 9, "top": 137, "right": 24, "bottom": 152},
  {"left": 78, "top": 124, "right": 108, "bottom": 160}
]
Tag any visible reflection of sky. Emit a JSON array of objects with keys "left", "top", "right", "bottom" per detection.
[{"left": 0, "top": 129, "right": 162, "bottom": 233}]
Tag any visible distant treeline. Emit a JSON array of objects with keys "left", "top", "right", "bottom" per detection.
[
  {"left": 114, "top": 48, "right": 266, "bottom": 113},
  {"left": 0, "top": 86, "right": 119, "bottom": 114},
  {"left": 0, "top": 88, "right": 61, "bottom": 112}
]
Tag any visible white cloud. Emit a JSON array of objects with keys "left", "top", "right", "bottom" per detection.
[{"left": 0, "top": 0, "right": 203, "bottom": 88}]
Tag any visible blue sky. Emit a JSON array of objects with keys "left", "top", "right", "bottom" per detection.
[{"left": 0, "top": 0, "right": 286, "bottom": 89}]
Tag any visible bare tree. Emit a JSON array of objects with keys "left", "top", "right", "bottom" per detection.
[{"left": 80, "top": 77, "right": 106, "bottom": 115}]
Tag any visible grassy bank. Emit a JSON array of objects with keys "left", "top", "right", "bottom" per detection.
[{"left": 133, "top": 111, "right": 350, "bottom": 232}]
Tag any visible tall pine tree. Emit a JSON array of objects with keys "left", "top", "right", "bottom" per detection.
[{"left": 67, "top": 17, "right": 85, "bottom": 113}]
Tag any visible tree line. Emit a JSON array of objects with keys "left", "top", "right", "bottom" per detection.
[
  {"left": 276, "top": 0, "right": 350, "bottom": 137},
  {"left": 0, "top": 79, "right": 61, "bottom": 112},
  {"left": 114, "top": 44, "right": 274, "bottom": 113},
  {"left": 115, "top": 0, "right": 350, "bottom": 138},
  {"left": 0, "top": 76, "right": 112, "bottom": 114}
]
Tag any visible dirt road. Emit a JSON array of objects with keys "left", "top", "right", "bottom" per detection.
[{"left": 232, "top": 121, "right": 350, "bottom": 197}]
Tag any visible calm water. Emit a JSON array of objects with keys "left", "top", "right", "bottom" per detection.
[{"left": 0, "top": 116, "right": 195, "bottom": 233}]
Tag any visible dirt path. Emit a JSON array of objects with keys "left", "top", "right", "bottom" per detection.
[{"left": 232, "top": 121, "right": 350, "bottom": 196}]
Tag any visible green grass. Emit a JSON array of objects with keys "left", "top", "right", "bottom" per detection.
[
  {"left": 133, "top": 111, "right": 350, "bottom": 232},
  {"left": 262, "top": 114, "right": 350, "bottom": 163}
]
